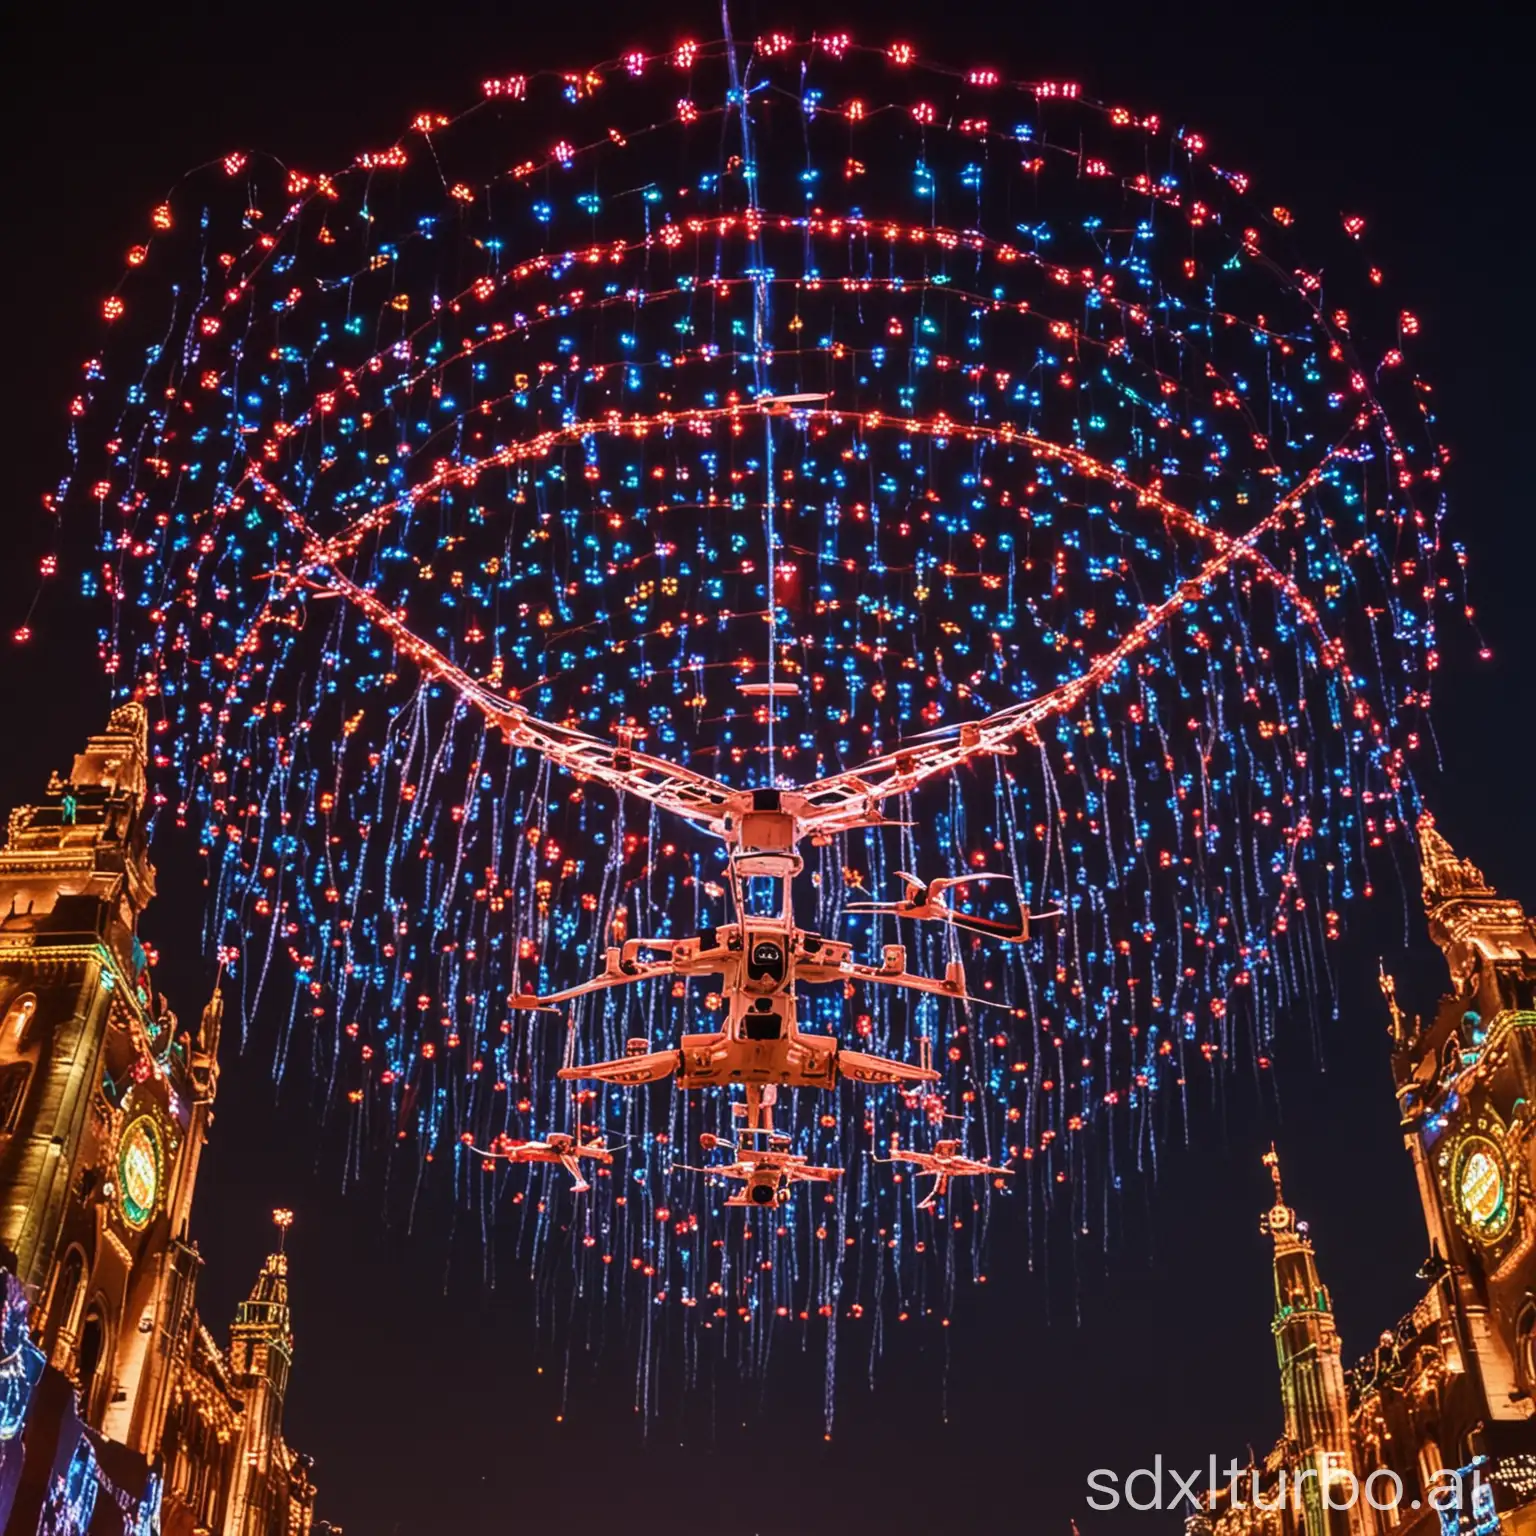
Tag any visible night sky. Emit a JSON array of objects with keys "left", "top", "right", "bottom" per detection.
[{"left": 1, "top": 3, "right": 1529, "bottom": 1532}]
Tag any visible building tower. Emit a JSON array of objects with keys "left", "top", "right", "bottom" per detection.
[
  {"left": 225, "top": 1212, "right": 304, "bottom": 1536},
  {"left": 0, "top": 700, "right": 211, "bottom": 1448},
  {"left": 1194, "top": 816, "right": 1536, "bottom": 1536},
  {"left": 0, "top": 705, "right": 319, "bottom": 1536},
  {"left": 0, "top": 703, "right": 157, "bottom": 1294},
  {"left": 1260, "top": 1148, "right": 1368, "bottom": 1536},
  {"left": 1390, "top": 814, "right": 1535, "bottom": 1437}
]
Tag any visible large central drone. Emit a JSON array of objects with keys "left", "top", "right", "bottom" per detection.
[
  {"left": 282, "top": 515, "right": 1284, "bottom": 1210},
  {"left": 305, "top": 568, "right": 1093, "bottom": 1177}
]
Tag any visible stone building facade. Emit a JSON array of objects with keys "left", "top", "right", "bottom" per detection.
[
  {"left": 1192, "top": 817, "right": 1536, "bottom": 1536},
  {"left": 0, "top": 705, "right": 316, "bottom": 1535}
]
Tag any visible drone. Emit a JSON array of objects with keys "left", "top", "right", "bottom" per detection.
[
  {"left": 679, "top": 1134, "right": 843, "bottom": 1209},
  {"left": 847, "top": 871, "right": 1055, "bottom": 943},
  {"left": 465, "top": 1125, "right": 614, "bottom": 1193},
  {"left": 671, "top": 1089, "right": 843, "bottom": 1206},
  {"left": 877, "top": 1133, "right": 1013, "bottom": 1210},
  {"left": 314, "top": 568, "right": 1061, "bottom": 1140}
]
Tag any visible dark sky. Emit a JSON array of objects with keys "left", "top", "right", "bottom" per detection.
[{"left": 1, "top": 3, "right": 1530, "bottom": 1532}]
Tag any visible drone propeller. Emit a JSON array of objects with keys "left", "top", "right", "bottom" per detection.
[
  {"left": 845, "top": 869, "right": 1052, "bottom": 945},
  {"left": 895, "top": 870, "right": 1014, "bottom": 888}
]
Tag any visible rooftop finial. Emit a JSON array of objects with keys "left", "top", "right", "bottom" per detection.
[
  {"left": 1378, "top": 960, "right": 1407, "bottom": 1044},
  {"left": 1259, "top": 1143, "right": 1299, "bottom": 1242},
  {"left": 201, "top": 970, "right": 224, "bottom": 1033},
  {"left": 1262, "top": 1143, "right": 1284, "bottom": 1206},
  {"left": 273, "top": 1208, "right": 294, "bottom": 1254}
]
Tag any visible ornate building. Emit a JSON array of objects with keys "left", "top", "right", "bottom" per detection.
[
  {"left": 1193, "top": 816, "right": 1536, "bottom": 1536},
  {"left": 0, "top": 705, "right": 317, "bottom": 1535}
]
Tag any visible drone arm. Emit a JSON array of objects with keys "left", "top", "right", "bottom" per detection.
[
  {"left": 511, "top": 930, "right": 728, "bottom": 1010},
  {"left": 788, "top": 1166, "right": 843, "bottom": 1184},
  {"left": 796, "top": 531, "right": 1281, "bottom": 835},
  {"left": 837, "top": 1049, "right": 940, "bottom": 1086},
  {"left": 509, "top": 959, "right": 676, "bottom": 1011},
  {"left": 794, "top": 703, "right": 1049, "bottom": 835},
  {"left": 312, "top": 567, "right": 741, "bottom": 834},
  {"left": 556, "top": 1047, "right": 680, "bottom": 1086},
  {"left": 850, "top": 901, "right": 1030, "bottom": 942},
  {"left": 841, "top": 958, "right": 968, "bottom": 1004}
]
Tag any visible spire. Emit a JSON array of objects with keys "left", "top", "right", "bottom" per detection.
[
  {"left": 1414, "top": 811, "right": 1536, "bottom": 997},
  {"left": 198, "top": 977, "right": 224, "bottom": 1055},
  {"left": 232, "top": 1212, "right": 294, "bottom": 1357},
  {"left": 224, "top": 1212, "right": 300, "bottom": 1527},
  {"left": 1418, "top": 811, "right": 1495, "bottom": 911},
  {"left": 1258, "top": 1149, "right": 1356, "bottom": 1469},
  {"left": 1259, "top": 1144, "right": 1297, "bottom": 1247},
  {"left": 1264, "top": 1142, "right": 1283, "bottom": 1203},
  {"left": 1378, "top": 960, "right": 1410, "bottom": 1046},
  {"left": 188, "top": 975, "right": 223, "bottom": 1104},
  {"left": 1260, "top": 1147, "right": 1328, "bottom": 1318}
]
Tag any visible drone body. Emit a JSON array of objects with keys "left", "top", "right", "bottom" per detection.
[
  {"left": 511, "top": 805, "right": 996, "bottom": 1098},
  {"left": 880, "top": 1136, "right": 1014, "bottom": 1210},
  {"left": 682, "top": 1113, "right": 845, "bottom": 1208},
  {"left": 470, "top": 1128, "right": 613, "bottom": 1194}
]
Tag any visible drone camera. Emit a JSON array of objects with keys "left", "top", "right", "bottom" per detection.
[{"left": 747, "top": 1174, "right": 779, "bottom": 1206}]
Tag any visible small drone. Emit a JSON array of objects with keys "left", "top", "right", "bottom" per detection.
[
  {"left": 677, "top": 1093, "right": 843, "bottom": 1206},
  {"left": 877, "top": 1133, "right": 1012, "bottom": 1210},
  {"left": 683, "top": 1139, "right": 843, "bottom": 1208},
  {"left": 465, "top": 1124, "right": 614, "bottom": 1194}
]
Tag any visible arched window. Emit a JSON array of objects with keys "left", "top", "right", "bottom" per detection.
[
  {"left": 1459, "top": 1426, "right": 1483, "bottom": 1469},
  {"left": 48, "top": 1247, "right": 86, "bottom": 1344},
  {"left": 1511, "top": 1298, "right": 1536, "bottom": 1396},
  {"left": 1371, "top": 1463, "right": 1404, "bottom": 1532},
  {"left": 1, "top": 992, "right": 38, "bottom": 1050},
  {"left": 76, "top": 1303, "right": 108, "bottom": 1422},
  {"left": 1417, "top": 1438, "right": 1444, "bottom": 1503},
  {"left": 167, "top": 1404, "right": 192, "bottom": 1498},
  {"left": 1382, "top": 1482, "right": 1402, "bottom": 1530},
  {"left": 0, "top": 1062, "right": 31, "bottom": 1133}
]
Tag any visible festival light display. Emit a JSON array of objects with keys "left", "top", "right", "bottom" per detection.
[{"left": 31, "top": 31, "right": 1471, "bottom": 1412}]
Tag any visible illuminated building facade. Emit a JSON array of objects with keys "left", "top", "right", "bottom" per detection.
[
  {"left": 0, "top": 704, "right": 316, "bottom": 1535},
  {"left": 1193, "top": 820, "right": 1536, "bottom": 1536}
]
